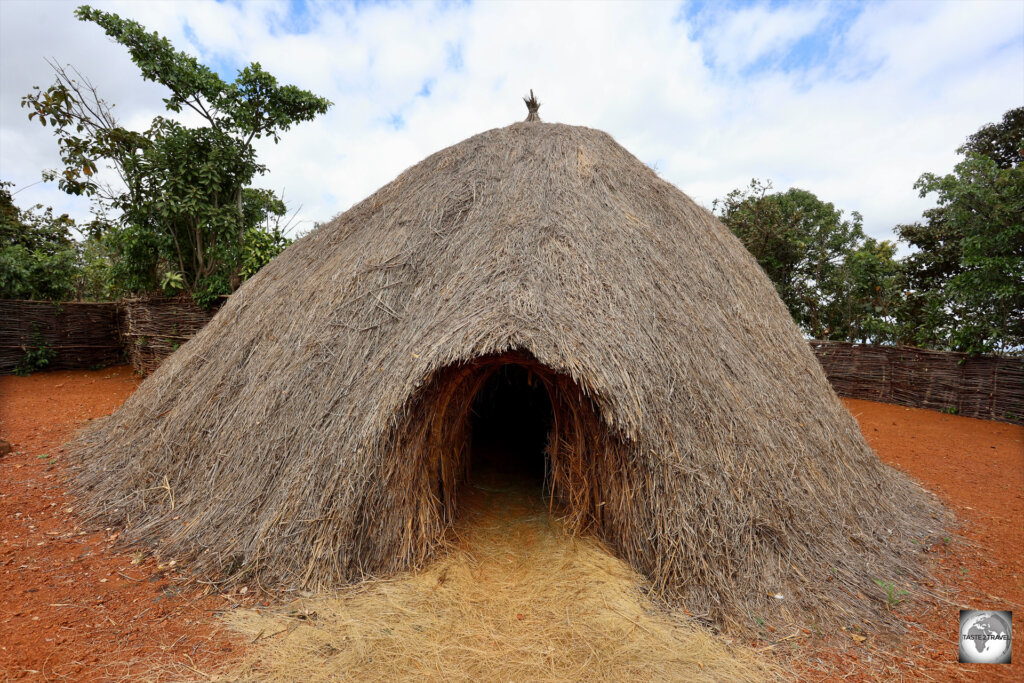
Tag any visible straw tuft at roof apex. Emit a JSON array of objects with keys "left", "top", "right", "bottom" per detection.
[{"left": 523, "top": 89, "right": 541, "bottom": 122}]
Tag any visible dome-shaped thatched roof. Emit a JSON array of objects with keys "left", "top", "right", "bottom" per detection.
[{"left": 72, "top": 118, "right": 943, "bottom": 631}]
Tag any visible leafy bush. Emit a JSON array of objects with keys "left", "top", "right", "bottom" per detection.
[
  {"left": 0, "top": 182, "right": 80, "bottom": 300},
  {"left": 14, "top": 325, "right": 56, "bottom": 376}
]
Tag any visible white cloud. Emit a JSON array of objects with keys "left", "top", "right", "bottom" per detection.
[
  {"left": 697, "top": 1, "right": 832, "bottom": 73},
  {"left": 1, "top": 0, "right": 1021, "bottom": 247}
]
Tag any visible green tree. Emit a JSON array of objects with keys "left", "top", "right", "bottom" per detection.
[
  {"left": 22, "top": 5, "right": 330, "bottom": 306},
  {"left": 832, "top": 237, "right": 901, "bottom": 344},
  {"left": 960, "top": 107, "right": 1023, "bottom": 169},
  {"left": 712, "top": 179, "right": 804, "bottom": 306},
  {"left": 892, "top": 217, "right": 961, "bottom": 350},
  {"left": 0, "top": 182, "right": 80, "bottom": 300},
  {"left": 896, "top": 107, "right": 1023, "bottom": 354},
  {"left": 713, "top": 180, "right": 867, "bottom": 339},
  {"left": 75, "top": 235, "right": 111, "bottom": 300}
]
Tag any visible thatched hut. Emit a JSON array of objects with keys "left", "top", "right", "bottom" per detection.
[{"left": 72, "top": 100, "right": 943, "bottom": 631}]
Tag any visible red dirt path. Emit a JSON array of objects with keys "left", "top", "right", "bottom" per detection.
[
  {"left": 0, "top": 368, "right": 243, "bottom": 681},
  {"left": 1, "top": 370, "right": 1022, "bottom": 680}
]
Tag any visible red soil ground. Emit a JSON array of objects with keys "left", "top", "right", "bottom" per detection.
[
  {"left": 1, "top": 370, "right": 1021, "bottom": 681},
  {"left": 0, "top": 368, "right": 242, "bottom": 681},
  {"left": 788, "top": 399, "right": 1022, "bottom": 682}
]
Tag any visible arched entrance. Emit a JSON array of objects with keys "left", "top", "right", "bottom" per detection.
[
  {"left": 468, "top": 363, "right": 553, "bottom": 492},
  {"left": 395, "top": 350, "right": 616, "bottom": 537}
]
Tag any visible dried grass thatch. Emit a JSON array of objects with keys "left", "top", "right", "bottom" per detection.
[
  {"left": 221, "top": 475, "right": 772, "bottom": 682},
  {"left": 71, "top": 115, "right": 946, "bottom": 632},
  {"left": 524, "top": 89, "right": 541, "bottom": 122}
]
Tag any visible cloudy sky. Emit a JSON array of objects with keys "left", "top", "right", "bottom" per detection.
[{"left": 1, "top": 0, "right": 1021, "bottom": 244}]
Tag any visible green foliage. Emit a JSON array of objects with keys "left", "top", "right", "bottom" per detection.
[
  {"left": 14, "top": 325, "right": 56, "bottom": 376},
  {"left": 872, "top": 578, "right": 909, "bottom": 609},
  {"left": 73, "top": 5, "right": 330, "bottom": 143},
  {"left": 834, "top": 237, "right": 901, "bottom": 344},
  {"left": 190, "top": 272, "right": 232, "bottom": 310},
  {"left": 102, "top": 221, "right": 162, "bottom": 294},
  {"left": 74, "top": 230, "right": 117, "bottom": 301},
  {"left": 713, "top": 180, "right": 897, "bottom": 343},
  {"left": 21, "top": 5, "right": 331, "bottom": 306},
  {"left": 0, "top": 182, "right": 80, "bottom": 300},
  {"left": 160, "top": 271, "right": 185, "bottom": 295},
  {"left": 892, "top": 216, "right": 960, "bottom": 349},
  {"left": 897, "top": 107, "right": 1023, "bottom": 354},
  {"left": 716, "top": 107, "right": 1022, "bottom": 355},
  {"left": 712, "top": 179, "right": 806, "bottom": 306},
  {"left": 240, "top": 221, "right": 292, "bottom": 281},
  {"left": 959, "top": 107, "right": 1023, "bottom": 170}
]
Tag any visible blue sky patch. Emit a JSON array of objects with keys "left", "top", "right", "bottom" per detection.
[
  {"left": 773, "top": 3, "right": 865, "bottom": 76},
  {"left": 182, "top": 21, "right": 243, "bottom": 82},
  {"left": 387, "top": 112, "right": 406, "bottom": 130},
  {"left": 269, "top": 0, "right": 317, "bottom": 36},
  {"left": 445, "top": 41, "right": 464, "bottom": 72},
  {"left": 681, "top": 0, "right": 871, "bottom": 82}
]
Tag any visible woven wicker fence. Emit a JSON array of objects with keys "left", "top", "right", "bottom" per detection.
[
  {"left": 0, "top": 297, "right": 216, "bottom": 376},
  {"left": 0, "top": 300, "right": 122, "bottom": 374},
  {"left": 118, "top": 296, "right": 219, "bottom": 376},
  {"left": 810, "top": 341, "right": 1024, "bottom": 425}
]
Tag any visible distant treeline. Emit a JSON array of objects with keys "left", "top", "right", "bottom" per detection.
[{"left": 714, "top": 107, "right": 1022, "bottom": 356}]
